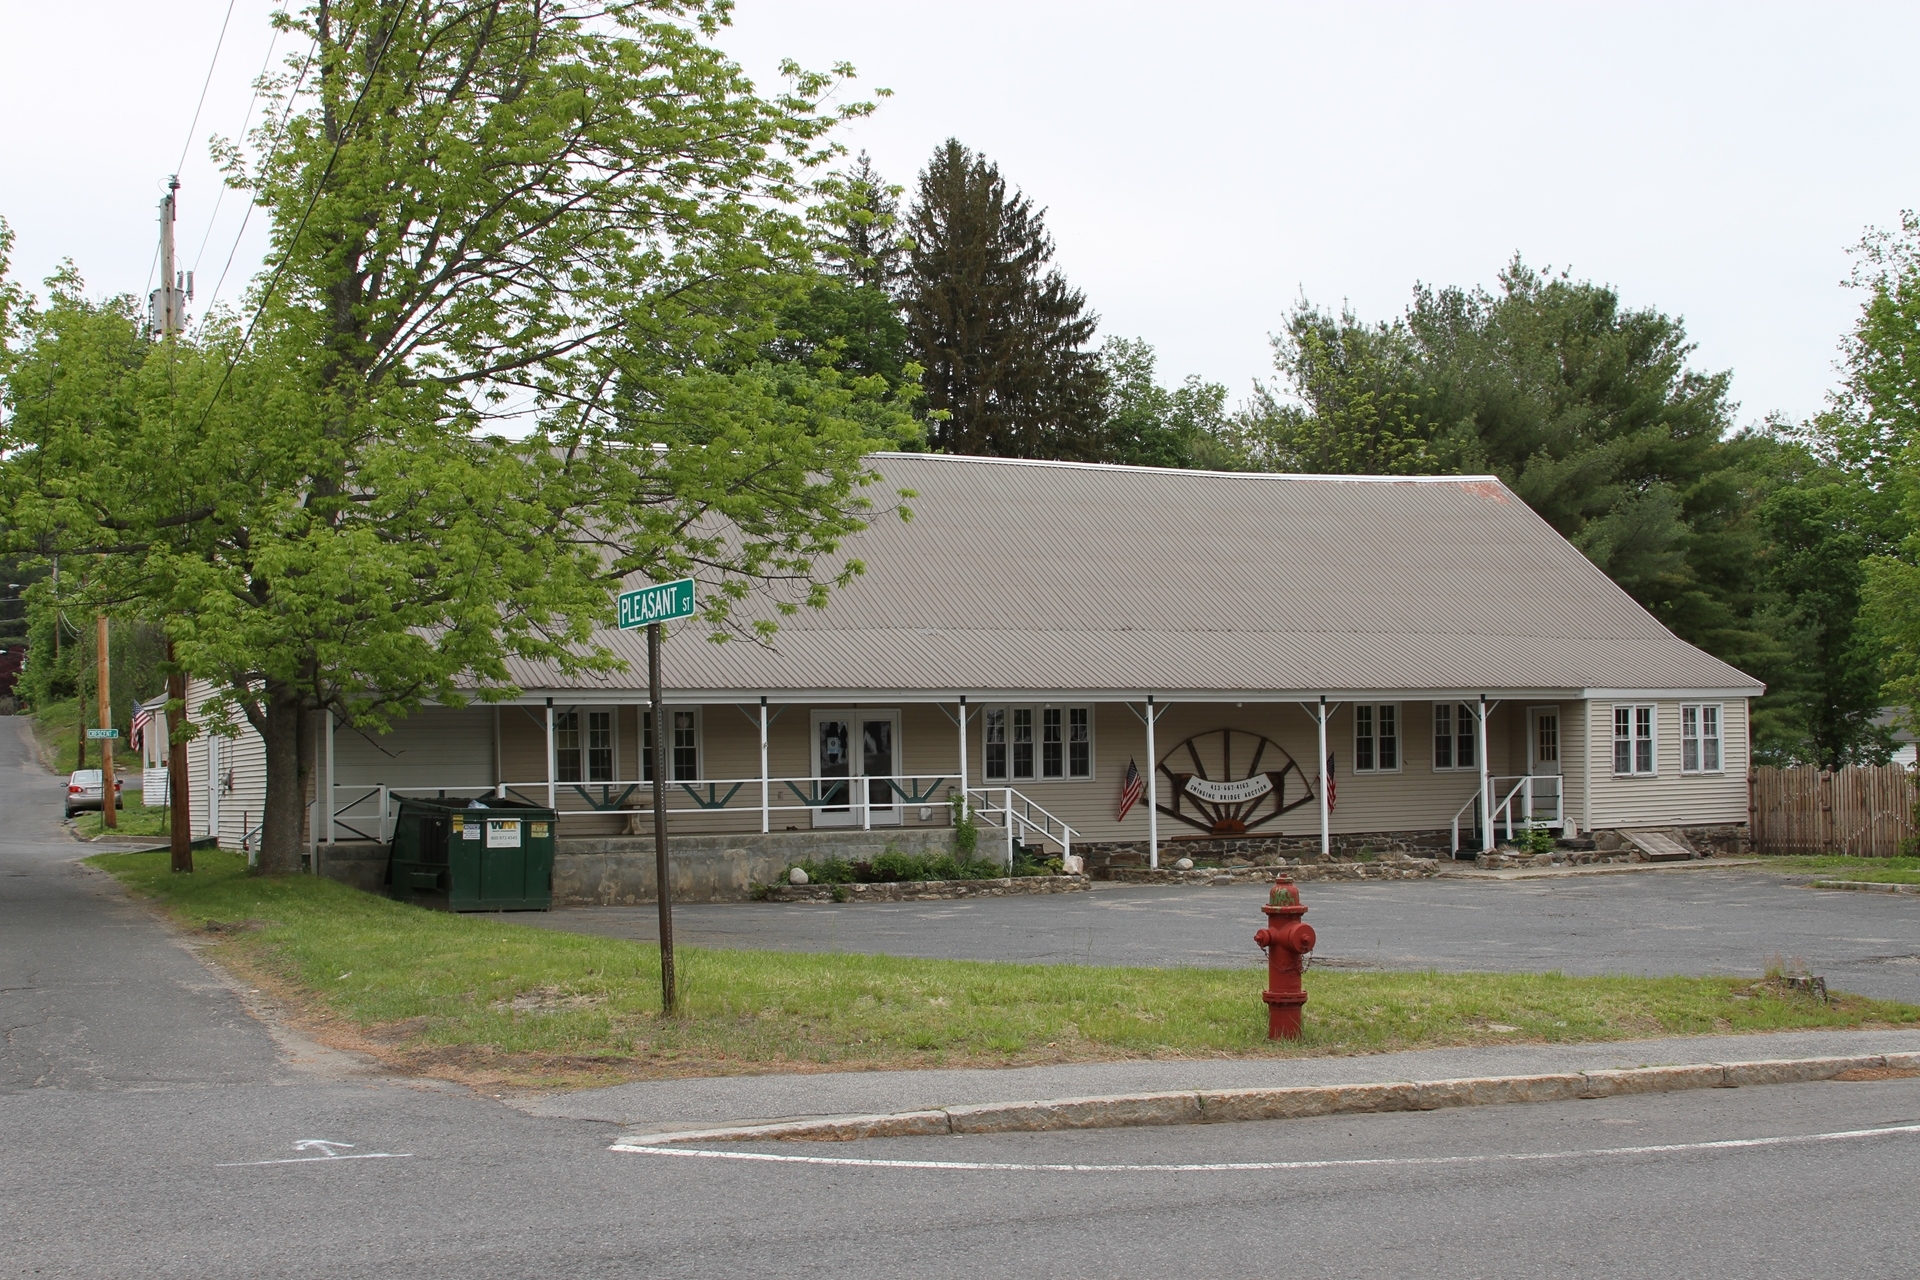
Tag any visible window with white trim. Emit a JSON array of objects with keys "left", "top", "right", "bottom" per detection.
[
  {"left": 555, "top": 708, "right": 615, "bottom": 783},
  {"left": 1353, "top": 703, "right": 1399, "bottom": 773},
  {"left": 1431, "top": 702, "right": 1478, "bottom": 771},
  {"left": 1680, "top": 703, "right": 1723, "bottom": 774},
  {"left": 983, "top": 705, "right": 1094, "bottom": 782},
  {"left": 1613, "top": 704, "right": 1657, "bottom": 776},
  {"left": 642, "top": 709, "right": 699, "bottom": 781}
]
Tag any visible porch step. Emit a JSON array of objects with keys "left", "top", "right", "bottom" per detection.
[{"left": 1622, "top": 830, "right": 1697, "bottom": 862}]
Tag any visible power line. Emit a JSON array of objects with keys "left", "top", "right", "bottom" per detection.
[
  {"left": 174, "top": 0, "right": 239, "bottom": 177},
  {"left": 190, "top": 24, "right": 284, "bottom": 279},
  {"left": 202, "top": 36, "right": 314, "bottom": 318}
]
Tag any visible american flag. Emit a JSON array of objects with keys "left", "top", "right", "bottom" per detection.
[
  {"left": 131, "top": 699, "right": 155, "bottom": 752},
  {"left": 1323, "top": 753, "right": 1336, "bottom": 812},
  {"left": 1116, "top": 758, "right": 1145, "bottom": 821}
]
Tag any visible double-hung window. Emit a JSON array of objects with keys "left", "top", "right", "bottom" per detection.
[
  {"left": 1432, "top": 702, "right": 1478, "bottom": 771},
  {"left": 642, "top": 710, "right": 699, "bottom": 781},
  {"left": 1353, "top": 704, "right": 1399, "bottom": 773},
  {"left": 555, "top": 708, "right": 615, "bottom": 783},
  {"left": 1680, "top": 704, "right": 1722, "bottom": 774},
  {"left": 983, "top": 705, "right": 1093, "bottom": 782},
  {"left": 1613, "top": 705, "right": 1657, "bottom": 776}
]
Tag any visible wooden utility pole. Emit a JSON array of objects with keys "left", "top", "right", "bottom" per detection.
[
  {"left": 650, "top": 621, "right": 675, "bottom": 1015},
  {"left": 96, "top": 615, "right": 116, "bottom": 829},
  {"left": 168, "top": 642, "right": 191, "bottom": 873}
]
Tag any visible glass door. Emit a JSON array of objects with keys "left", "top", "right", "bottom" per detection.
[
  {"left": 810, "top": 710, "right": 902, "bottom": 828},
  {"left": 862, "top": 716, "right": 900, "bottom": 827},
  {"left": 1527, "top": 706, "right": 1563, "bottom": 826}
]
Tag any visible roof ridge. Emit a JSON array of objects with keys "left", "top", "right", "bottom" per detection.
[{"left": 867, "top": 452, "right": 1503, "bottom": 486}]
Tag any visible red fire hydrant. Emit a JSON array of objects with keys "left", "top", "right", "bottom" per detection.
[{"left": 1254, "top": 876, "right": 1316, "bottom": 1039}]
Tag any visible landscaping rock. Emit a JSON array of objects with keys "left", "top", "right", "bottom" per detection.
[
  {"left": 760, "top": 874, "right": 1092, "bottom": 903},
  {"left": 788, "top": 866, "right": 808, "bottom": 885}
]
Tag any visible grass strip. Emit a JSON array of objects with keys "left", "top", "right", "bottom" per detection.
[
  {"left": 91, "top": 849, "right": 1920, "bottom": 1092},
  {"left": 1749, "top": 855, "right": 1920, "bottom": 885}
]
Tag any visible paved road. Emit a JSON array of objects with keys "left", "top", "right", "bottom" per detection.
[
  {"left": 524, "top": 871, "right": 1920, "bottom": 1003},
  {"left": 8, "top": 714, "right": 1920, "bottom": 1279}
]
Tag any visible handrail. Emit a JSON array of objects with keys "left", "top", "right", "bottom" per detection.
[
  {"left": 1452, "top": 774, "right": 1565, "bottom": 853},
  {"left": 965, "top": 786, "right": 1081, "bottom": 870}
]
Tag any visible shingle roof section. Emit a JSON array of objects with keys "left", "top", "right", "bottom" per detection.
[{"left": 504, "top": 453, "right": 1762, "bottom": 698}]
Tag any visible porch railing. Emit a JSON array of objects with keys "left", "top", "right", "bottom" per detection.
[
  {"left": 966, "top": 786, "right": 1080, "bottom": 870},
  {"left": 1450, "top": 774, "right": 1564, "bottom": 853}
]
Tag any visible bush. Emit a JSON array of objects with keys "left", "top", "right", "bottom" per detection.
[
  {"left": 783, "top": 844, "right": 1025, "bottom": 886},
  {"left": 951, "top": 795, "right": 978, "bottom": 857}
]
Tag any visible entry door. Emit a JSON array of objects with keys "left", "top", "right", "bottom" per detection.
[
  {"left": 1527, "top": 706, "right": 1563, "bottom": 825},
  {"left": 811, "top": 710, "right": 902, "bottom": 828}
]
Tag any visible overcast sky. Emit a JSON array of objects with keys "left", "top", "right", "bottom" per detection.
[{"left": 3, "top": 1, "right": 1914, "bottom": 427}]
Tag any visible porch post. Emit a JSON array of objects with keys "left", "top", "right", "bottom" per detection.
[
  {"left": 1318, "top": 695, "right": 1330, "bottom": 860},
  {"left": 957, "top": 695, "right": 968, "bottom": 805},
  {"left": 1479, "top": 694, "right": 1493, "bottom": 853},
  {"left": 545, "top": 699, "right": 556, "bottom": 810},
  {"left": 1145, "top": 695, "right": 1159, "bottom": 870},
  {"left": 759, "top": 697, "right": 770, "bottom": 835}
]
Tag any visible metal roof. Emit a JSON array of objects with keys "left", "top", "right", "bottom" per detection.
[{"left": 500, "top": 453, "right": 1763, "bottom": 700}]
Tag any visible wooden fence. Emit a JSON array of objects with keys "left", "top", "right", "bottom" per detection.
[{"left": 1751, "top": 764, "right": 1918, "bottom": 856}]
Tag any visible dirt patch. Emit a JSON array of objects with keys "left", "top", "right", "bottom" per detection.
[
  {"left": 202, "top": 918, "right": 275, "bottom": 934},
  {"left": 491, "top": 986, "right": 609, "bottom": 1014}
]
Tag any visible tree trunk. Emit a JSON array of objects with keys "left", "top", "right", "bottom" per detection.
[{"left": 254, "top": 680, "right": 311, "bottom": 876}]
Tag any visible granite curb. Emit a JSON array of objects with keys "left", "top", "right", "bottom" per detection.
[
  {"left": 613, "top": 1051, "right": 1920, "bottom": 1147},
  {"left": 1808, "top": 880, "right": 1920, "bottom": 895}
]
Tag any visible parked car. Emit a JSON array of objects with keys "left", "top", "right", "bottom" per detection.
[{"left": 65, "top": 769, "right": 123, "bottom": 819}]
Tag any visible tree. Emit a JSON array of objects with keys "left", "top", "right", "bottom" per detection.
[
  {"left": 901, "top": 139, "right": 1106, "bottom": 459},
  {"left": 1, "top": 1, "right": 914, "bottom": 874},
  {"left": 1096, "top": 337, "right": 1230, "bottom": 468}
]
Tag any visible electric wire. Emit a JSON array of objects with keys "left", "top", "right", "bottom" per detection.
[
  {"left": 189, "top": 23, "right": 283, "bottom": 280},
  {"left": 173, "top": 0, "right": 239, "bottom": 177},
  {"left": 202, "top": 37, "right": 315, "bottom": 319}
]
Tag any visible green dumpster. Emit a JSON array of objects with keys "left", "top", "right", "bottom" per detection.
[{"left": 387, "top": 796, "right": 556, "bottom": 911}]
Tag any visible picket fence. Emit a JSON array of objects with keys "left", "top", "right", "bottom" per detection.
[{"left": 1750, "top": 764, "right": 1918, "bottom": 857}]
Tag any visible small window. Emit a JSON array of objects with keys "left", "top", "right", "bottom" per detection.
[
  {"left": 1354, "top": 703, "right": 1398, "bottom": 773},
  {"left": 1681, "top": 704, "right": 1722, "bottom": 774},
  {"left": 642, "top": 709, "right": 699, "bottom": 781},
  {"left": 554, "top": 708, "right": 614, "bottom": 783},
  {"left": 1614, "top": 704, "right": 1657, "bottom": 776},
  {"left": 1432, "top": 702, "right": 1477, "bottom": 771},
  {"left": 983, "top": 705, "right": 1093, "bottom": 782}
]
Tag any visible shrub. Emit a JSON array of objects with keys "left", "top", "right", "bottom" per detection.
[{"left": 951, "top": 796, "right": 978, "bottom": 857}]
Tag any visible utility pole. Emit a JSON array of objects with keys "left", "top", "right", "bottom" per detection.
[
  {"left": 97, "top": 616, "right": 116, "bottom": 829},
  {"left": 149, "top": 177, "right": 194, "bottom": 870}
]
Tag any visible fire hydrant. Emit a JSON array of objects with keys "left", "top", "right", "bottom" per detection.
[{"left": 1254, "top": 876, "right": 1316, "bottom": 1039}]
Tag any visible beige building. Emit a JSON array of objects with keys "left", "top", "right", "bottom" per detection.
[{"left": 185, "top": 453, "right": 1761, "bottom": 868}]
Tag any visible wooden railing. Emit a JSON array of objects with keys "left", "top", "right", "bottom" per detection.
[{"left": 1751, "top": 764, "right": 1917, "bottom": 856}]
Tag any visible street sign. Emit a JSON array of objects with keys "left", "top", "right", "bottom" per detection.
[
  {"left": 617, "top": 578, "right": 696, "bottom": 629},
  {"left": 86, "top": 728, "right": 120, "bottom": 740}
]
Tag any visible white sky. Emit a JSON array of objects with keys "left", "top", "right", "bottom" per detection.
[{"left": 2, "top": 1, "right": 1915, "bottom": 426}]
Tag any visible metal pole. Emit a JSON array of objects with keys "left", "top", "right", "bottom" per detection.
[
  {"left": 759, "top": 696, "right": 769, "bottom": 835},
  {"left": 1479, "top": 695, "right": 1494, "bottom": 853},
  {"left": 324, "top": 710, "right": 336, "bottom": 847},
  {"left": 97, "top": 615, "right": 116, "bottom": 829},
  {"left": 166, "top": 645, "right": 191, "bottom": 873},
  {"left": 650, "top": 623, "right": 676, "bottom": 1015},
  {"left": 1006, "top": 786, "right": 1016, "bottom": 869},
  {"left": 1318, "top": 695, "right": 1330, "bottom": 860},
  {"left": 544, "top": 700, "right": 555, "bottom": 810},
  {"left": 957, "top": 695, "right": 968, "bottom": 804},
  {"left": 1145, "top": 696, "right": 1159, "bottom": 870}
]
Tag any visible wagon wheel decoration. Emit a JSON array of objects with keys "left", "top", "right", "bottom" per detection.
[{"left": 1158, "top": 728, "right": 1315, "bottom": 836}]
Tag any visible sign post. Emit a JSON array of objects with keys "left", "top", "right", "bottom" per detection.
[{"left": 617, "top": 578, "right": 696, "bottom": 1015}]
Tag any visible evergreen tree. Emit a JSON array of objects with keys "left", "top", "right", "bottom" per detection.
[{"left": 902, "top": 140, "right": 1105, "bottom": 459}]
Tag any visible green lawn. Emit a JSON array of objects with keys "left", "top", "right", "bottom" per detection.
[
  {"left": 91, "top": 850, "right": 1920, "bottom": 1091},
  {"left": 31, "top": 697, "right": 134, "bottom": 778},
  {"left": 1749, "top": 855, "right": 1920, "bottom": 885},
  {"left": 73, "top": 805, "right": 173, "bottom": 839}
]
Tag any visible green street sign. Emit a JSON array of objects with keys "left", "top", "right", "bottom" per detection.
[
  {"left": 86, "top": 728, "right": 120, "bottom": 739},
  {"left": 617, "top": 577, "right": 696, "bottom": 629}
]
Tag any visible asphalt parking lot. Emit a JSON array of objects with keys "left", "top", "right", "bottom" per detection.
[{"left": 522, "top": 870, "right": 1920, "bottom": 1003}]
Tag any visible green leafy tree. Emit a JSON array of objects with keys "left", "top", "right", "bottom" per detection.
[
  {"left": 2, "top": 1, "right": 913, "bottom": 873},
  {"left": 902, "top": 139, "right": 1106, "bottom": 459},
  {"left": 1096, "top": 337, "right": 1230, "bottom": 468}
]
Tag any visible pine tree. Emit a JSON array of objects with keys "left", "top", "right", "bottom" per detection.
[
  {"left": 902, "top": 140, "right": 1106, "bottom": 459},
  {"left": 822, "top": 152, "right": 905, "bottom": 294}
]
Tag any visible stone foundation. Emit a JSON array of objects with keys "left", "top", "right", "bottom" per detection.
[
  {"left": 1473, "top": 848, "right": 1637, "bottom": 870},
  {"left": 1080, "top": 829, "right": 1455, "bottom": 873},
  {"left": 1102, "top": 859, "right": 1439, "bottom": 885},
  {"left": 759, "top": 874, "right": 1091, "bottom": 903}
]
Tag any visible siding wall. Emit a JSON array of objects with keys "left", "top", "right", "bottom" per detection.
[
  {"left": 1581, "top": 698, "right": 1749, "bottom": 829},
  {"left": 184, "top": 677, "right": 269, "bottom": 849}
]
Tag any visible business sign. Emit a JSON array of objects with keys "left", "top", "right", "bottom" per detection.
[
  {"left": 486, "top": 819, "right": 522, "bottom": 848},
  {"left": 617, "top": 577, "right": 696, "bottom": 629},
  {"left": 86, "top": 728, "right": 121, "bottom": 740},
  {"left": 1183, "top": 773, "right": 1273, "bottom": 804}
]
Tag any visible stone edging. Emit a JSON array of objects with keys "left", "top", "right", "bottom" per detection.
[
  {"left": 1101, "top": 861, "right": 1438, "bottom": 885},
  {"left": 613, "top": 1052, "right": 1920, "bottom": 1147},
  {"left": 760, "top": 874, "right": 1091, "bottom": 903},
  {"left": 1809, "top": 879, "right": 1920, "bottom": 895}
]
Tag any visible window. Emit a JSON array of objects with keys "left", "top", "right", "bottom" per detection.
[
  {"left": 1353, "top": 703, "right": 1399, "bottom": 773},
  {"left": 1614, "top": 704, "right": 1657, "bottom": 776},
  {"left": 983, "top": 705, "right": 1094, "bottom": 782},
  {"left": 1681, "top": 704, "right": 1722, "bottom": 774},
  {"left": 1432, "top": 702, "right": 1477, "bottom": 771},
  {"left": 554, "top": 709, "right": 615, "bottom": 783},
  {"left": 642, "top": 709, "right": 699, "bottom": 781}
]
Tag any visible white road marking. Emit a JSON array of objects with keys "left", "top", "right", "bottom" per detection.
[
  {"left": 610, "top": 1121, "right": 1920, "bottom": 1173},
  {"left": 217, "top": 1139, "right": 413, "bottom": 1168}
]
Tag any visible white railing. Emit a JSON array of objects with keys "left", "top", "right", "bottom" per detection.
[
  {"left": 966, "top": 786, "right": 1080, "bottom": 870},
  {"left": 1451, "top": 775, "right": 1565, "bottom": 853},
  {"left": 314, "top": 776, "right": 963, "bottom": 843}
]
